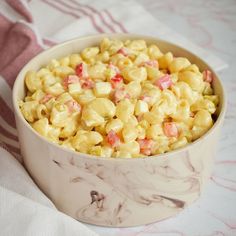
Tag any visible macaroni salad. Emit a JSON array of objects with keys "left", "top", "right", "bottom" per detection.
[{"left": 19, "top": 38, "right": 219, "bottom": 158}]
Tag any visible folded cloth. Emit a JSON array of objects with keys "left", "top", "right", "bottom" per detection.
[
  {"left": 0, "top": 0, "right": 228, "bottom": 235},
  {"left": 0, "top": 147, "right": 98, "bottom": 236}
]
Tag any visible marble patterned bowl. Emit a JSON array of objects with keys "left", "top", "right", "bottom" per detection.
[{"left": 12, "top": 34, "right": 226, "bottom": 227}]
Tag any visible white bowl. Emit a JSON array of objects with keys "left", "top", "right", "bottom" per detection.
[{"left": 12, "top": 34, "right": 226, "bottom": 227}]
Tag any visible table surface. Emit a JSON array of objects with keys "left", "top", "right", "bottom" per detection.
[{"left": 87, "top": 0, "right": 236, "bottom": 235}]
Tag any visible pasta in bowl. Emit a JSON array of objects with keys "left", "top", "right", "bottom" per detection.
[
  {"left": 19, "top": 38, "right": 218, "bottom": 158},
  {"left": 13, "top": 34, "right": 226, "bottom": 227}
]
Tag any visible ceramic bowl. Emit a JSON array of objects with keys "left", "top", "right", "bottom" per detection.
[{"left": 12, "top": 34, "right": 226, "bottom": 227}]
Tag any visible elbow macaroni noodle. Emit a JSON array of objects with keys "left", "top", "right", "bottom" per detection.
[{"left": 19, "top": 38, "right": 219, "bottom": 158}]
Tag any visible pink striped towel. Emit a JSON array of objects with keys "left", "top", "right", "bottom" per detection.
[{"left": 0, "top": 0, "right": 228, "bottom": 235}]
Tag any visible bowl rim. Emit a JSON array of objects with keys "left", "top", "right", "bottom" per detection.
[{"left": 12, "top": 33, "right": 227, "bottom": 161}]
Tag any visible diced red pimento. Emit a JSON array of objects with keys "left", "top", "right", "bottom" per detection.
[
  {"left": 40, "top": 94, "right": 53, "bottom": 104},
  {"left": 163, "top": 122, "right": 178, "bottom": 137},
  {"left": 80, "top": 78, "right": 94, "bottom": 89},
  {"left": 117, "top": 47, "right": 128, "bottom": 57},
  {"left": 108, "top": 63, "right": 120, "bottom": 74},
  {"left": 110, "top": 74, "right": 123, "bottom": 89},
  {"left": 75, "top": 62, "right": 88, "bottom": 78},
  {"left": 63, "top": 75, "right": 80, "bottom": 88},
  {"left": 140, "top": 95, "right": 152, "bottom": 104},
  {"left": 203, "top": 69, "right": 213, "bottom": 83},
  {"left": 155, "top": 74, "right": 173, "bottom": 90},
  {"left": 65, "top": 100, "right": 81, "bottom": 113},
  {"left": 140, "top": 60, "right": 159, "bottom": 68},
  {"left": 137, "top": 138, "right": 154, "bottom": 156},
  {"left": 107, "top": 130, "right": 120, "bottom": 148},
  {"left": 113, "top": 87, "right": 129, "bottom": 103}
]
